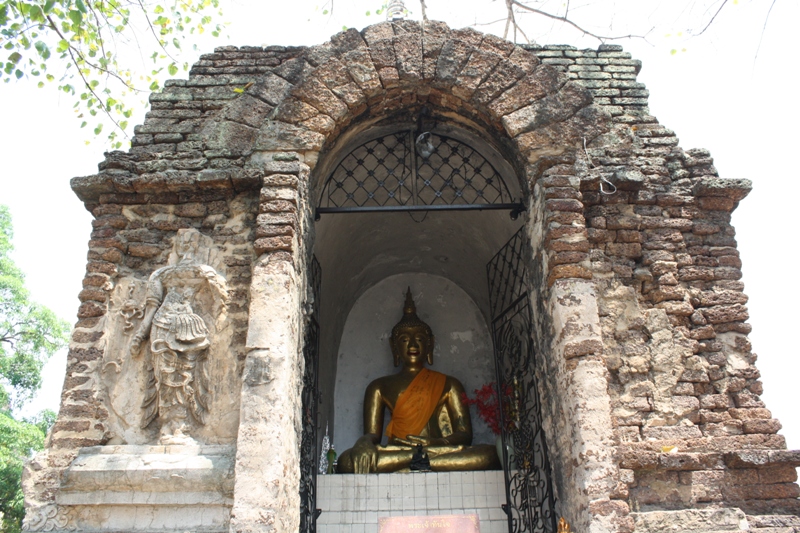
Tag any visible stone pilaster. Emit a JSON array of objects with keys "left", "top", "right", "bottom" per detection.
[{"left": 231, "top": 162, "right": 310, "bottom": 533}]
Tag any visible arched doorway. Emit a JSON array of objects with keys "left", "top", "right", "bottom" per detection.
[
  {"left": 222, "top": 20, "right": 613, "bottom": 533},
  {"left": 306, "top": 114, "right": 556, "bottom": 533}
]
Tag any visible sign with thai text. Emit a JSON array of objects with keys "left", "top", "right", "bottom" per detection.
[{"left": 378, "top": 514, "right": 480, "bottom": 533}]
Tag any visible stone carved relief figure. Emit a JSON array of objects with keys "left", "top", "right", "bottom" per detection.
[{"left": 129, "top": 229, "right": 229, "bottom": 444}]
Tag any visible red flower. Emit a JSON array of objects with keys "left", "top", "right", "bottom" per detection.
[{"left": 461, "top": 382, "right": 503, "bottom": 435}]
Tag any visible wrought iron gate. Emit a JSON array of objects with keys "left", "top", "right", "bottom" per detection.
[
  {"left": 299, "top": 256, "right": 322, "bottom": 533},
  {"left": 487, "top": 229, "right": 556, "bottom": 533}
]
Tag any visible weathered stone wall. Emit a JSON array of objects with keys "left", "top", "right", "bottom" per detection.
[
  {"left": 527, "top": 44, "right": 800, "bottom": 524},
  {"left": 22, "top": 20, "right": 800, "bottom": 533}
]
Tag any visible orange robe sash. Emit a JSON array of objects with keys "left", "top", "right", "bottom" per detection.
[{"left": 385, "top": 368, "right": 447, "bottom": 440}]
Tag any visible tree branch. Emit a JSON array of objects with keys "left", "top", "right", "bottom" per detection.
[
  {"left": 503, "top": 0, "right": 531, "bottom": 43},
  {"left": 696, "top": 0, "right": 729, "bottom": 36},
  {"left": 134, "top": 0, "right": 179, "bottom": 64},
  {"left": 46, "top": 15, "right": 139, "bottom": 92},
  {"left": 754, "top": 0, "right": 776, "bottom": 63},
  {"left": 510, "top": 0, "right": 650, "bottom": 42},
  {"left": 46, "top": 15, "right": 127, "bottom": 133},
  {"left": 87, "top": 1, "right": 109, "bottom": 64}
]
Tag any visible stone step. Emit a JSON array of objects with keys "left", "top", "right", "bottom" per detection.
[{"left": 53, "top": 445, "right": 235, "bottom": 532}]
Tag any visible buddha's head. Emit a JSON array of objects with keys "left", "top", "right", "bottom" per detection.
[{"left": 390, "top": 288, "right": 435, "bottom": 367}]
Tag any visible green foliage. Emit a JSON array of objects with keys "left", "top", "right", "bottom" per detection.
[
  {"left": 0, "top": 206, "right": 69, "bottom": 411},
  {"left": 0, "top": 0, "right": 223, "bottom": 148},
  {"left": 0, "top": 205, "right": 66, "bottom": 532},
  {"left": 0, "top": 410, "right": 51, "bottom": 533}
]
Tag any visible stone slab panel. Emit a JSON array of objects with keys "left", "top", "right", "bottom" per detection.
[{"left": 631, "top": 508, "right": 749, "bottom": 533}]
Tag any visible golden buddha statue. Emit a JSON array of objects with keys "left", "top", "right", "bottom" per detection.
[{"left": 337, "top": 289, "right": 500, "bottom": 473}]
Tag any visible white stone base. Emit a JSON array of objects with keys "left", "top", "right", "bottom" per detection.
[
  {"left": 55, "top": 444, "right": 235, "bottom": 532},
  {"left": 317, "top": 471, "right": 508, "bottom": 533}
]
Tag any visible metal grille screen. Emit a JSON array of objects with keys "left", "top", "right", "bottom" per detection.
[{"left": 320, "top": 132, "right": 515, "bottom": 211}]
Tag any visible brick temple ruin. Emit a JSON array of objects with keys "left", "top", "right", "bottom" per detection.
[{"left": 22, "top": 19, "right": 800, "bottom": 533}]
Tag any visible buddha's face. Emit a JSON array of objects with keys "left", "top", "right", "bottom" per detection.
[{"left": 391, "top": 326, "right": 434, "bottom": 367}]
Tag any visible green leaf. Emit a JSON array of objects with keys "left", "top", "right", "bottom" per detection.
[
  {"left": 56, "top": 40, "right": 69, "bottom": 53},
  {"left": 75, "top": 0, "right": 87, "bottom": 13},
  {"left": 93, "top": 123, "right": 103, "bottom": 134},
  {"left": 153, "top": 4, "right": 164, "bottom": 13},
  {"left": 29, "top": 5, "right": 44, "bottom": 22},
  {"left": 8, "top": 52, "right": 21, "bottom": 64},
  {"left": 68, "top": 9, "right": 82, "bottom": 24},
  {"left": 168, "top": 62, "right": 177, "bottom": 76},
  {"left": 34, "top": 41, "right": 50, "bottom": 60},
  {"left": 149, "top": 80, "right": 159, "bottom": 91},
  {"left": 14, "top": 68, "right": 22, "bottom": 79}
]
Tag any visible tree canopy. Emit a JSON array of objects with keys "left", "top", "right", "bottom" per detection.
[
  {"left": 0, "top": 206, "right": 69, "bottom": 411},
  {"left": 0, "top": 206, "right": 67, "bottom": 533},
  {"left": 0, "top": 0, "right": 223, "bottom": 148}
]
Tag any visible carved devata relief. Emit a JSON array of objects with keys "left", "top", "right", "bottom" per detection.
[{"left": 102, "top": 229, "right": 239, "bottom": 445}]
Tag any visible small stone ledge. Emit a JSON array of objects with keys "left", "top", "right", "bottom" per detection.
[
  {"left": 620, "top": 450, "right": 724, "bottom": 471},
  {"left": 724, "top": 449, "right": 800, "bottom": 469},
  {"left": 71, "top": 168, "right": 263, "bottom": 202},
  {"left": 693, "top": 177, "right": 753, "bottom": 202},
  {"left": 748, "top": 514, "right": 800, "bottom": 529}
]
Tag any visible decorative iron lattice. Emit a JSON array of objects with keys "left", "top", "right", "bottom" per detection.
[
  {"left": 299, "top": 256, "right": 322, "bottom": 533},
  {"left": 487, "top": 230, "right": 529, "bottom": 321},
  {"left": 487, "top": 230, "right": 556, "bottom": 533},
  {"left": 317, "top": 132, "right": 523, "bottom": 216}
]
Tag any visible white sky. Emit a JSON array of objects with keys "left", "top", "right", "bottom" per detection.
[{"left": 2, "top": 0, "right": 798, "bottom": 450}]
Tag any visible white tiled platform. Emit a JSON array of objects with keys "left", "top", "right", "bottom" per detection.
[{"left": 316, "top": 471, "right": 508, "bottom": 533}]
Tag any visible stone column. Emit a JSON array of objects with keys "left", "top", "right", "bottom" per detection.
[
  {"left": 529, "top": 168, "right": 633, "bottom": 533},
  {"left": 230, "top": 163, "right": 310, "bottom": 533},
  {"left": 549, "top": 279, "right": 630, "bottom": 533}
]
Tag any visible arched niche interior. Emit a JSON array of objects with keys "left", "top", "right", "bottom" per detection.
[{"left": 312, "top": 113, "right": 527, "bottom": 450}]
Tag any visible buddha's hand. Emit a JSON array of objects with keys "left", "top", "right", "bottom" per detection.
[
  {"left": 395, "top": 435, "right": 447, "bottom": 447},
  {"left": 351, "top": 436, "right": 379, "bottom": 473}
]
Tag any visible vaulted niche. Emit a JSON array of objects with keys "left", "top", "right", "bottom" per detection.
[{"left": 312, "top": 117, "right": 526, "bottom": 448}]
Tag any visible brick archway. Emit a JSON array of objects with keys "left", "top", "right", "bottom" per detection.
[
  {"left": 223, "top": 20, "right": 619, "bottom": 533},
  {"left": 203, "top": 20, "right": 608, "bottom": 196}
]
